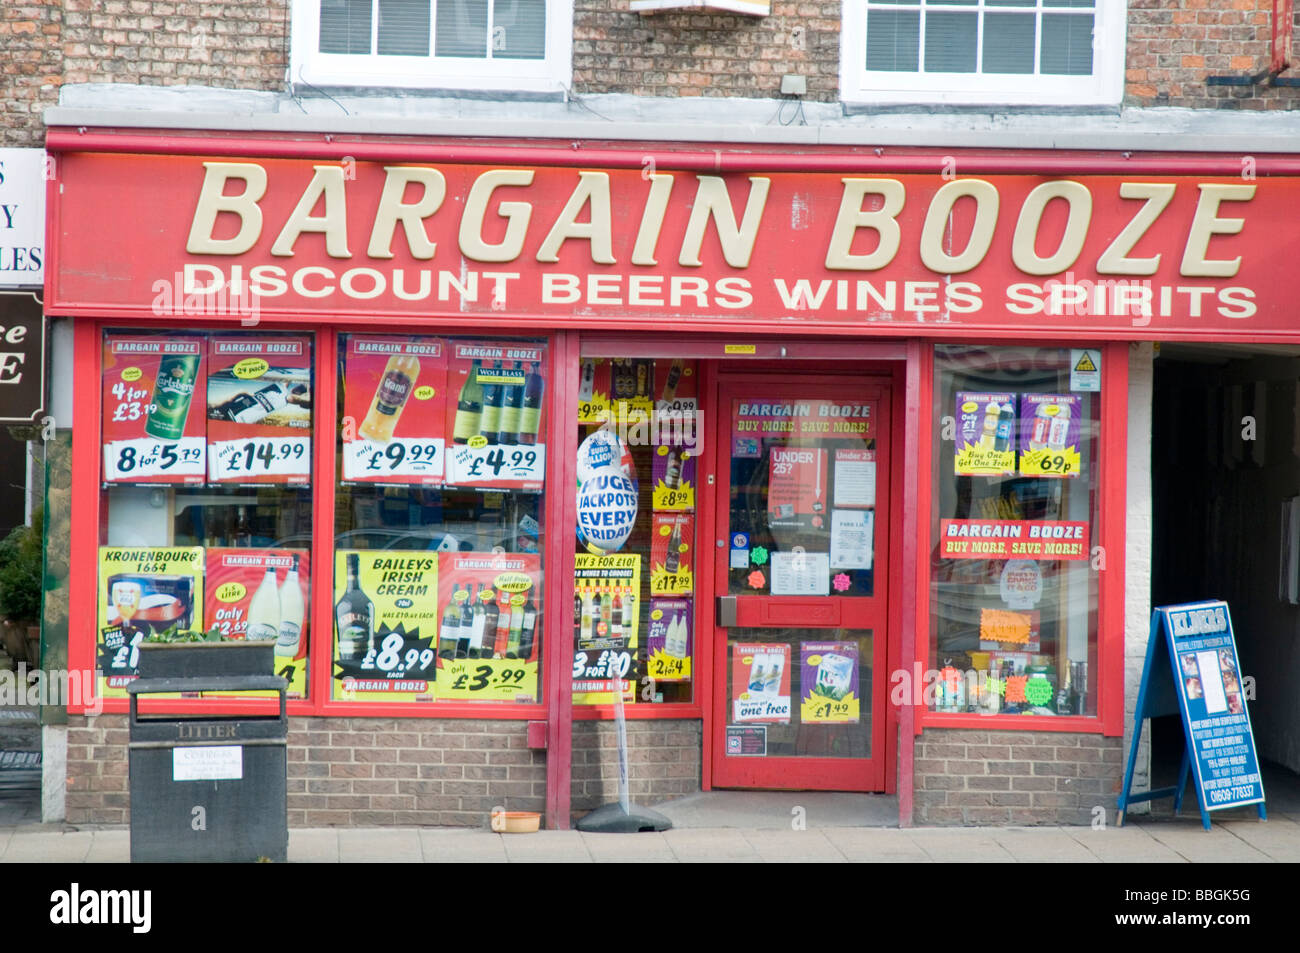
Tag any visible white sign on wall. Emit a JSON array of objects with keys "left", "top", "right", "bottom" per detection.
[{"left": 0, "top": 149, "right": 46, "bottom": 287}]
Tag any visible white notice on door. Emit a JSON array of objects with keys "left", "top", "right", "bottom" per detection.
[
  {"left": 830, "top": 509, "right": 874, "bottom": 570},
  {"left": 770, "top": 551, "right": 830, "bottom": 595},
  {"left": 173, "top": 746, "right": 244, "bottom": 781},
  {"left": 833, "top": 449, "right": 876, "bottom": 507}
]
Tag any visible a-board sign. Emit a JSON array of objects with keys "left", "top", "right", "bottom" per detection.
[{"left": 1117, "top": 600, "right": 1265, "bottom": 829}]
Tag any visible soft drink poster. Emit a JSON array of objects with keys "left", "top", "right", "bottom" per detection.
[
  {"left": 651, "top": 441, "right": 697, "bottom": 512},
  {"left": 1018, "top": 393, "right": 1082, "bottom": 479},
  {"left": 101, "top": 335, "right": 207, "bottom": 484},
  {"left": 445, "top": 340, "right": 547, "bottom": 490},
  {"left": 332, "top": 550, "right": 439, "bottom": 703},
  {"left": 207, "top": 336, "right": 313, "bottom": 484},
  {"left": 954, "top": 391, "right": 1017, "bottom": 477},
  {"left": 731, "top": 642, "right": 792, "bottom": 724},
  {"left": 342, "top": 335, "right": 448, "bottom": 485},
  {"left": 651, "top": 512, "right": 694, "bottom": 596},
  {"left": 799, "top": 642, "right": 860, "bottom": 724},
  {"left": 646, "top": 596, "right": 692, "bottom": 682},
  {"left": 204, "top": 548, "right": 310, "bottom": 697}
]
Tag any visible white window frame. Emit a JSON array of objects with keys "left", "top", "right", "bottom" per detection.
[
  {"left": 291, "top": 0, "right": 574, "bottom": 93},
  {"left": 839, "top": 0, "right": 1126, "bottom": 107}
]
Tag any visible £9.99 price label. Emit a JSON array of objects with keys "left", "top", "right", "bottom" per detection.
[
  {"left": 448, "top": 442, "right": 545, "bottom": 488},
  {"left": 104, "top": 437, "right": 205, "bottom": 482},
  {"left": 209, "top": 437, "right": 311, "bottom": 482},
  {"left": 342, "top": 437, "right": 444, "bottom": 483},
  {"left": 439, "top": 657, "right": 538, "bottom": 701}
]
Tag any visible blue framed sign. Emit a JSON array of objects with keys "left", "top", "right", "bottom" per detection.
[{"left": 1118, "top": 601, "right": 1265, "bottom": 829}]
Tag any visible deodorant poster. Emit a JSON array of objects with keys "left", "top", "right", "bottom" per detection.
[
  {"left": 341, "top": 335, "right": 447, "bottom": 485},
  {"left": 800, "top": 642, "right": 860, "bottom": 724},
  {"left": 731, "top": 642, "right": 792, "bottom": 724},
  {"left": 1018, "top": 394, "right": 1081, "bottom": 479},
  {"left": 445, "top": 340, "right": 547, "bottom": 490},
  {"left": 206, "top": 336, "right": 313, "bottom": 484},
  {"left": 573, "top": 553, "right": 640, "bottom": 705},
  {"left": 204, "top": 549, "right": 310, "bottom": 698},
  {"left": 646, "top": 597, "right": 692, "bottom": 682},
  {"left": 101, "top": 336, "right": 206, "bottom": 484},
  {"left": 332, "top": 550, "right": 439, "bottom": 703},
  {"left": 955, "top": 391, "right": 1016, "bottom": 477},
  {"left": 96, "top": 547, "right": 204, "bottom": 697}
]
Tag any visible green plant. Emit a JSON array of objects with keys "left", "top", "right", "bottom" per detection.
[
  {"left": 143, "top": 624, "right": 231, "bottom": 644},
  {"left": 0, "top": 510, "right": 43, "bottom": 623}
]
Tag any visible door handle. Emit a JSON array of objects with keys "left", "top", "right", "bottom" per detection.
[{"left": 717, "top": 596, "right": 737, "bottom": 627}]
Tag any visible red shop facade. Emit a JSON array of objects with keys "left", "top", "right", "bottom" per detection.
[{"left": 43, "top": 127, "right": 1293, "bottom": 828}]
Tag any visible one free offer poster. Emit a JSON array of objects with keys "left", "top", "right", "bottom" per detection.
[
  {"left": 445, "top": 340, "right": 546, "bottom": 489},
  {"left": 206, "top": 336, "right": 312, "bottom": 484},
  {"left": 342, "top": 335, "right": 447, "bottom": 485},
  {"left": 731, "top": 642, "right": 792, "bottom": 724},
  {"left": 102, "top": 336, "right": 206, "bottom": 483}
]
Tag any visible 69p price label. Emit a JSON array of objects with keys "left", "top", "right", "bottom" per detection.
[
  {"left": 342, "top": 436, "right": 445, "bottom": 483},
  {"left": 448, "top": 442, "right": 545, "bottom": 488},
  {"left": 104, "top": 437, "right": 206, "bottom": 482},
  {"left": 210, "top": 437, "right": 311, "bottom": 482}
]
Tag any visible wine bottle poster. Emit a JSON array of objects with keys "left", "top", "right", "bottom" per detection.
[
  {"left": 1018, "top": 393, "right": 1082, "bottom": 479},
  {"left": 341, "top": 335, "right": 448, "bottom": 485},
  {"left": 436, "top": 552, "right": 542, "bottom": 703},
  {"left": 653, "top": 358, "right": 698, "bottom": 419},
  {"left": 954, "top": 390, "right": 1017, "bottom": 477},
  {"left": 576, "top": 358, "right": 610, "bottom": 424},
  {"left": 573, "top": 552, "right": 641, "bottom": 705},
  {"left": 650, "top": 512, "right": 694, "bottom": 596},
  {"left": 331, "top": 550, "right": 439, "bottom": 703},
  {"left": 799, "top": 642, "right": 861, "bottom": 724},
  {"left": 731, "top": 642, "right": 793, "bottom": 724},
  {"left": 206, "top": 336, "right": 313, "bottom": 484},
  {"left": 651, "top": 441, "right": 696, "bottom": 511},
  {"left": 445, "top": 340, "right": 547, "bottom": 490},
  {"left": 203, "top": 548, "right": 310, "bottom": 699},
  {"left": 646, "top": 596, "right": 692, "bottom": 682},
  {"left": 101, "top": 335, "right": 207, "bottom": 484},
  {"left": 95, "top": 546, "right": 204, "bottom": 698}
]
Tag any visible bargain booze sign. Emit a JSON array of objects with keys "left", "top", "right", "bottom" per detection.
[{"left": 43, "top": 149, "right": 1295, "bottom": 338}]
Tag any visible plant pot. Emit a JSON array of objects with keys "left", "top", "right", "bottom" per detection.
[{"left": 136, "top": 640, "right": 273, "bottom": 679}]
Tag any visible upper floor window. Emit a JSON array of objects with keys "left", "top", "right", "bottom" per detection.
[
  {"left": 292, "top": 0, "right": 573, "bottom": 93},
  {"left": 840, "top": 0, "right": 1125, "bottom": 107}
]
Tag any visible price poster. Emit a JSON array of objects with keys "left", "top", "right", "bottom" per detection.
[
  {"left": 96, "top": 547, "right": 204, "bottom": 697},
  {"left": 651, "top": 512, "right": 694, "bottom": 596},
  {"left": 606, "top": 358, "right": 654, "bottom": 423},
  {"left": 800, "top": 642, "right": 860, "bottom": 724},
  {"left": 646, "top": 596, "right": 692, "bottom": 682},
  {"left": 1018, "top": 394, "right": 1081, "bottom": 479},
  {"left": 101, "top": 336, "right": 206, "bottom": 483},
  {"left": 651, "top": 441, "right": 696, "bottom": 511},
  {"left": 573, "top": 553, "right": 641, "bottom": 705},
  {"left": 204, "top": 548, "right": 310, "bottom": 698},
  {"left": 332, "top": 550, "right": 439, "bottom": 703},
  {"left": 768, "top": 447, "right": 827, "bottom": 529},
  {"left": 955, "top": 391, "right": 1017, "bottom": 476},
  {"left": 577, "top": 358, "right": 610, "bottom": 424},
  {"left": 436, "top": 552, "right": 541, "bottom": 703},
  {"left": 445, "top": 340, "right": 547, "bottom": 490},
  {"left": 653, "top": 358, "right": 698, "bottom": 420},
  {"left": 731, "top": 642, "right": 792, "bottom": 724},
  {"left": 207, "top": 336, "right": 312, "bottom": 484},
  {"left": 342, "top": 335, "right": 447, "bottom": 485}
]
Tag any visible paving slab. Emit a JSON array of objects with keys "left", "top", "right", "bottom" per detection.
[
  {"left": 2, "top": 830, "right": 93, "bottom": 863},
  {"left": 663, "top": 828, "right": 763, "bottom": 862},
  {"left": 905, "top": 830, "right": 1018, "bottom": 863},
  {"left": 826, "top": 829, "right": 934, "bottom": 862},
  {"left": 1216, "top": 818, "right": 1300, "bottom": 862},
  {"left": 1140, "top": 822, "right": 1274, "bottom": 863},
  {"left": 1064, "top": 826, "right": 1187, "bottom": 863},
  {"left": 338, "top": 828, "right": 424, "bottom": 863},
  {"left": 655, "top": 791, "right": 897, "bottom": 829},
  {"left": 420, "top": 829, "right": 508, "bottom": 863},
  {"left": 991, "top": 828, "right": 1101, "bottom": 863},
  {"left": 740, "top": 829, "right": 848, "bottom": 862},
  {"left": 289, "top": 828, "right": 340, "bottom": 863},
  {"left": 83, "top": 830, "right": 129, "bottom": 864},
  {"left": 580, "top": 831, "right": 677, "bottom": 863},
  {"left": 501, "top": 830, "right": 593, "bottom": 862}
]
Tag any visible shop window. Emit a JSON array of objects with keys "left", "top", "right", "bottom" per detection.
[
  {"left": 840, "top": 0, "right": 1125, "bottom": 107},
  {"left": 293, "top": 0, "right": 573, "bottom": 93},
  {"left": 928, "top": 345, "right": 1101, "bottom": 718},
  {"left": 573, "top": 359, "right": 700, "bottom": 707}
]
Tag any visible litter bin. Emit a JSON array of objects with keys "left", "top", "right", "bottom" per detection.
[{"left": 127, "top": 674, "right": 288, "bottom": 863}]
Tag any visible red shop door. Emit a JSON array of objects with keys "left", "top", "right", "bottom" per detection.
[{"left": 710, "top": 374, "right": 891, "bottom": 791}]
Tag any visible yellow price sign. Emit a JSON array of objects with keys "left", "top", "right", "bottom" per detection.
[
  {"left": 1019, "top": 447, "right": 1081, "bottom": 478},
  {"left": 439, "top": 657, "right": 538, "bottom": 702},
  {"left": 647, "top": 649, "right": 691, "bottom": 682},
  {"left": 800, "top": 691, "right": 860, "bottom": 724},
  {"left": 651, "top": 569, "right": 693, "bottom": 596}
]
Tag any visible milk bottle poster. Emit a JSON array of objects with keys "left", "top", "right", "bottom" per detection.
[
  {"left": 954, "top": 391, "right": 1016, "bottom": 476},
  {"left": 1018, "top": 394, "right": 1081, "bottom": 478},
  {"left": 731, "top": 642, "right": 792, "bottom": 724},
  {"left": 800, "top": 642, "right": 860, "bottom": 724}
]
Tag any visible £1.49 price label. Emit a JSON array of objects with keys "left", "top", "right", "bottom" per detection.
[
  {"left": 209, "top": 437, "right": 311, "bottom": 482},
  {"left": 439, "top": 657, "right": 538, "bottom": 702},
  {"left": 447, "top": 442, "right": 545, "bottom": 489},
  {"left": 104, "top": 437, "right": 205, "bottom": 482},
  {"left": 342, "top": 437, "right": 444, "bottom": 483}
]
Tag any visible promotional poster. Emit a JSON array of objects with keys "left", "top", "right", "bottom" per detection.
[
  {"left": 940, "top": 519, "right": 1090, "bottom": 560},
  {"left": 206, "top": 336, "right": 312, "bottom": 484},
  {"left": 646, "top": 596, "right": 692, "bottom": 681},
  {"left": 445, "top": 340, "right": 546, "bottom": 490},
  {"left": 101, "top": 336, "right": 206, "bottom": 483},
  {"left": 955, "top": 391, "right": 1017, "bottom": 477},
  {"left": 651, "top": 441, "right": 696, "bottom": 511},
  {"left": 651, "top": 512, "right": 694, "bottom": 596},
  {"left": 768, "top": 446, "right": 827, "bottom": 530},
  {"left": 576, "top": 428, "right": 638, "bottom": 556},
  {"left": 573, "top": 552, "right": 641, "bottom": 704},
  {"left": 731, "top": 642, "right": 792, "bottom": 724},
  {"left": 576, "top": 358, "right": 610, "bottom": 424},
  {"left": 732, "top": 397, "right": 873, "bottom": 456},
  {"left": 799, "top": 642, "right": 861, "bottom": 724},
  {"left": 1019, "top": 393, "right": 1082, "bottom": 478},
  {"left": 342, "top": 335, "right": 447, "bottom": 485}
]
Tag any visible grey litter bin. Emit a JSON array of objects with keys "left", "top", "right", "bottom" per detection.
[{"left": 127, "top": 674, "right": 288, "bottom": 863}]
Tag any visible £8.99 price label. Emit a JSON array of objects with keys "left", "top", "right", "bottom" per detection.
[
  {"left": 209, "top": 437, "right": 311, "bottom": 482},
  {"left": 342, "top": 436, "right": 444, "bottom": 483},
  {"left": 448, "top": 442, "right": 545, "bottom": 488},
  {"left": 104, "top": 437, "right": 205, "bottom": 482}
]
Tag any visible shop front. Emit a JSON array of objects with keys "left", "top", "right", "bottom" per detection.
[{"left": 43, "top": 129, "right": 1292, "bottom": 827}]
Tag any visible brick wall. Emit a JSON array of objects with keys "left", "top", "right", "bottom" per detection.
[
  {"left": 913, "top": 729, "right": 1122, "bottom": 826},
  {"left": 1, "top": 1, "right": 63, "bottom": 148},
  {"left": 571, "top": 719, "right": 701, "bottom": 813}
]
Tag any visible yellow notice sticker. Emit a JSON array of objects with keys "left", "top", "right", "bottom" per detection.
[{"left": 724, "top": 344, "right": 756, "bottom": 355}]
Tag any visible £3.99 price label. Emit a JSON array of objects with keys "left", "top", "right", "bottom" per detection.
[
  {"left": 447, "top": 442, "right": 545, "bottom": 489},
  {"left": 209, "top": 437, "right": 311, "bottom": 482},
  {"left": 342, "top": 437, "right": 444, "bottom": 483},
  {"left": 438, "top": 657, "right": 538, "bottom": 702},
  {"left": 104, "top": 437, "right": 205, "bottom": 482}
]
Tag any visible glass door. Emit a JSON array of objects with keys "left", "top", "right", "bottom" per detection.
[{"left": 711, "top": 374, "right": 890, "bottom": 791}]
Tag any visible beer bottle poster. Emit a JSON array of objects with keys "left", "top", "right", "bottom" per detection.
[
  {"left": 651, "top": 442, "right": 696, "bottom": 511},
  {"left": 646, "top": 596, "right": 692, "bottom": 682},
  {"left": 731, "top": 643, "right": 792, "bottom": 724},
  {"left": 436, "top": 552, "right": 542, "bottom": 703},
  {"left": 799, "top": 642, "right": 860, "bottom": 724},
  {"left": 96, "top": 547, "right": 205, "bottom": 698},
  {"left": 101, "top": 336, "right": 206, "bottom": 483},
  {"left": 606, "top": 358, "right": 654, "bottom": 424},
  {"left": 445, "top": 340, "right": 547, "bottom": 490},
  {"left": 342, "top": 335, "right": 448, "bottom": 485},
  {"left": 651, "top": 512, "right": 694, "bottom": 596},
  {"left": 573, "top": 552, "right": 641, "bottom": 705},
  {"left": 955, "top": 391, "right": 1017, "bottom": 476},
  {"left": 331, "top": 550, "right": 439, "bottom": 703},
  {"left": 1018, "top": 394, "right": 1082, "bottom": 479},
  {"left": 206, "top": 336, "right": 313, "bottom": 484},
  {"left": 204, "top": 548, "right": 310, "bottom": 699}
]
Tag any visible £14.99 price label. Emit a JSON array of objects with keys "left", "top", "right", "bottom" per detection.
[
  {"left": 447, "top": 442, "right": 545, "bottom": 488},
  {"left": 104, "top": 437, "right": 205, "bottom": 482},
  {"left": 342, "top": 437, "right": 444, "bottom": 483},
  {"left": 439, "top": 657, "right": 538, "bottom": 701},
  {"left": 209, "top": 437, "right": 311, "bottom": 482}
]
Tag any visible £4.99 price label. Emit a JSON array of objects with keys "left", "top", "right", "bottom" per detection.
[
  {"left": 104, "top": 437, "right": 205, "bottom": 482},
  {"left": 209, "top": 437, "right": 311, "bottom": 482},
  {"left": 447, "top": 442, "right": 545, "bottom": 489},
  {"left": 342, "top": 437, "right": 444, "bottom": 483},
  {"left": 439, "top": 657, "right": 538, "bottom": 702}
]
